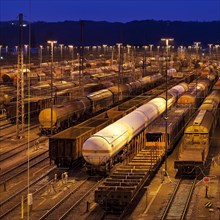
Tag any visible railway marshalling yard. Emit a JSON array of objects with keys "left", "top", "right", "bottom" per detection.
[
  {"left": 0, "top": 59, "right": 220, "bottom": 220},
  {"left": 0, "top": 106, "right": 219, "bottom": 220}
]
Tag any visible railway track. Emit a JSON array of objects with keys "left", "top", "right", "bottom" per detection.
[
  {"left": 0, "top": 150, "right": 49, "bottom": 186},
  {"left": 0, "top": 76, "right": 195, "bottom": 220},
  {"left": 0, "top": 123, "right": 39, "bottom": 141},
  {"left": 0, "top": 113, "right": 6, "bottom": 122},
  {"left": 0, "top": 121, "right": 13, "bottom": 129},
  {"left": 0, "top": 136, "right": 47, "bottom": 163},
  {"left": 160, "top": 177, "right": 197, "bottom": 220},
  {"left": 0, "top": 164, "right": 58, "bottom": 219},
  {"left": 38, "top": 177, "right": 103, "bottom": 220}
]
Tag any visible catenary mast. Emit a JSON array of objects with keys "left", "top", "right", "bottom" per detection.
[{"left": 16, "top": 13, "right": 25, "bottom": 139}]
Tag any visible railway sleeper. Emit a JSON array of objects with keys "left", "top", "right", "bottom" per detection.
[
  {"left": 103, "top": 182, "right": 139, "bottom": 187},
  {"left": 116, "top": 165, "right": 149, "bottom": 170},
  {"left": 105, "top": 178, "right": 141, "bottom": 183},
  {"left": 115, "top": 170, "right": 147, "bottom": 175}
]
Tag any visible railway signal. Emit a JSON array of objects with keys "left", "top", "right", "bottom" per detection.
[
  {"left": 203, "top": 177, "right": 210, "bottom": 198},
  {"left": 203, "top": 176, "right": 210, "bottom": 183}
]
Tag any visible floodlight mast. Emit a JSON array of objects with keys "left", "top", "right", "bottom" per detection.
[
  {"left": 47, "top": 40, "right": 57, "bottom": 136},
  {"left": 161, "top": 38, "right": 173, "bottom": 175}
]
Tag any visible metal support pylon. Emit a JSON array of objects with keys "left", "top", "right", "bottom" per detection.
[{"left": 16, "top": 13, "right": 24, "bottom": 139}]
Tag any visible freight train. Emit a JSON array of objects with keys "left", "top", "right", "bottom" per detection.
[
  {"left": 93, "top": 76, "right": 219, "bottom": 213},
  {"left": 82, "top": 72, "right": 218, "bottom": 173},
  {"left": 0, "top": 85, "right": 16, "bottom": 112},
  {"left": 2, "top": 70, "right": 44, "bottom": 86},
  {"left": 145, "top": 73, "right": 218, "bottom": 152},
  {"left": 39, "top": 73, "right": 163, "bottom": 134},
  {"left": 174, "top": 79, "right": 220, "bottom": 174},
  {"left": 82, "top": 82, "right": 189, "bottom": 172},
  {"left": 5, "top": 81, "right": 103, "bottom": 122},
  {"left": 49, "top": 77, "right": 192, "bottom": 167}
]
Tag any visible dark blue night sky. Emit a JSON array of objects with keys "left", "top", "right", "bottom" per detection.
[{"left": 0, "top": 0, "right": 220, "bottom": 23}]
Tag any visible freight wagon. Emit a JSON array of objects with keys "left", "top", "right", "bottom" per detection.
[{"left": 174, "top": 84, "right": 220, "bottom": 174}]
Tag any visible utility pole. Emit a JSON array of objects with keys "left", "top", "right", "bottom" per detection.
[{"left": 16, "top": 13, "right": 25, "bottom": 139}]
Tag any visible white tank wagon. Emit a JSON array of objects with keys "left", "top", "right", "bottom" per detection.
[
  {"left": 174, "top": 89, "right": 220, "bottom": 174},
  {"left": 82, "top": 82, "right": 189, "bottom": 170}
]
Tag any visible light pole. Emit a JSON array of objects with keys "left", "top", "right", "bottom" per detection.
[
  {"left": 116, "top": 43, "right": 122, "bottom": 96},
  {"left": 161, "top": 37, "right": 173, "bottom": 175},
  {"left": 126, "top": 44, "right": 131, "bottom": 64},
  {"left": 15, "top": 45, "right": 18, "bottom": 54},
  {"left": 193, "top": 42, "right": 201, "bottom": 99},
  {"left": 143, "top": 45, "right": 148, "bottom": 77},
  {"left": 24, "top": 45, "right": 28, "bottom": 74},
  {"left": 194, "top": 42, "right": 201, "bottom": 60},
  {"left": 149, "top": 44, "right": 153, "bottom": 57},
  {"left": 111, "top": 46, "right": 114, "bottom": 66},
  {"left": 208, "top": 44, "right": 212, "bottom": 59},
  {"left": 157, "top": 46, "right": 160, "bottom": 65},
  {"left": 68, "top": 45, "right": 74, "bottom": 69},
  {"left": 157, "top": 45, "right": 160, "bottom": 55},
  {"left": 103, "top": 44, "right": 107, "bottom": 58},
  {"left": 47, "top": 40, "right": 57, "bottom": 136},
  {"left": 214, "top": 44, "right": 219, "bottom": 59},
  {"left": 39, "top": 45, "right": 43, "bottom": 67},
  {"left": 59, "top": 44, "right": 64, "bottom": 81},
  {"left": 188, "top": 46, "right": 192, "bottom": 67},
  {"left": 24, "top": 44, "right": 28, "bottom": 55},
  {"left": 5, "top": 46, "right": 8, "bottom": 64}
]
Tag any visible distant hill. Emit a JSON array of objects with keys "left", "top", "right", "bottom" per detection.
[{"left": 0, "top": 19, "right": 219, "bottom": 47}]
